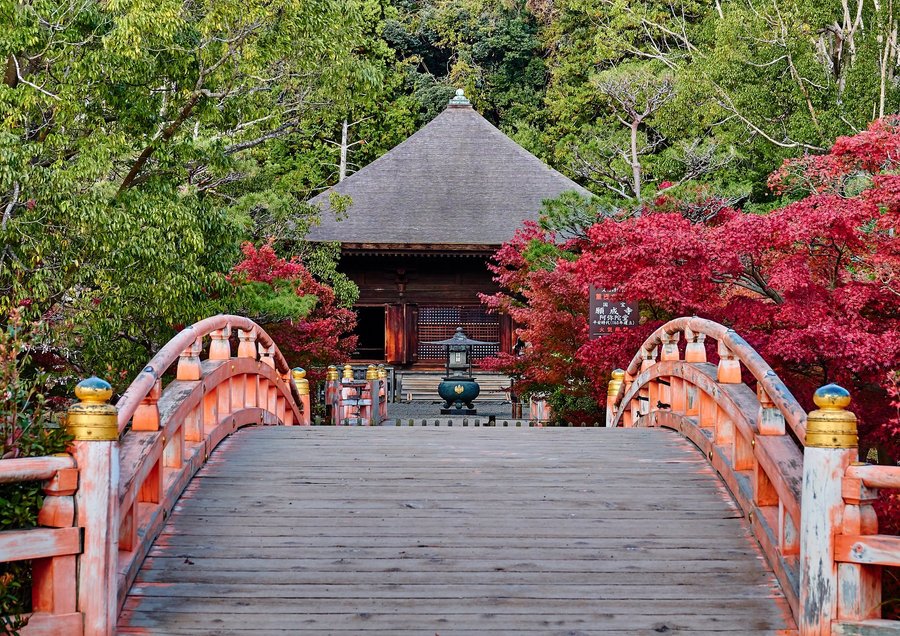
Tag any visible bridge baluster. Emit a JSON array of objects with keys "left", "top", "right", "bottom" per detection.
[
  {"left": 237, "top": 328, "right": 257, "bottom": 358},
  {"left": 639, "top": 345, "right": 658, "bottom": 371},
  {"left": 132, "top": 378, "right": 161, "bottom": 431},
  {"left": 177, "top": 337, "right": 202, "bottom": 381},
  {"left": 292, "top": 368, "right": 311, "bottom": 426},
  {"left": 326, "top": 365, "right": 339, "bottom": 423},
  {"left": 716, "top": 340, "right": 741, "bottom": 384},
  {"left": 684, "top": 328, "right": 707, "bottom": 363},
  {"left": 756, "top": 383, "right": 786, "bottom": 436},
  {"left": 378, "top": 365, "right": 388, "bottom": 422},
  {"left": 31, "top": 464, "right": 78, "bottom": 623},
  {"left": 781, "top": 504, "right": 799, "bottom": 555},
  {"left": 660, "top": 331, "right": 680, "bottom": 361},
  {"left": 258, "top": 342, "right": 276, "bottom": 368},
  {"left": 209, "top": 326, "right": 232, "bottom": 360}
]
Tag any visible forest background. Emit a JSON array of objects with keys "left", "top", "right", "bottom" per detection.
[{"left": 1, "top": 0, "right": 899, "bottom": 621}]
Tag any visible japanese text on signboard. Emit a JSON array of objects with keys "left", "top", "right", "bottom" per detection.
[{"left": 589, "top": 286, "right": 638, "bottom": 339}]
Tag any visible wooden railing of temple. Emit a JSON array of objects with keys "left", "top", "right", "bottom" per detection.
[
  {"left": 0, "top": 315, "right": 312, "bottom": 635},
  {"left": 324, "top": 363, "right": 389, "bottom": 425},
  {"left": 606, "top": 316, "right": 900, "bottom": 636}
]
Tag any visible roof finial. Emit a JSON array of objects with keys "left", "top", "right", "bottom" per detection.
[{"left": 448, "top": 88, "right": 471, "bottom": 107}]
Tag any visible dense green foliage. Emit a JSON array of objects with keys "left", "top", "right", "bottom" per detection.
[
  {"left": 0, "top": 0, "right": 898, "bottom": 625},
  {"left": 0, "top": 312, "right": 72, "bottom": 630},
  {"left": 3, "top": 0, "right": 896, "bottom": 379},
  {"left": 0, "top": 0, "right": 386, "bottom": 378}
]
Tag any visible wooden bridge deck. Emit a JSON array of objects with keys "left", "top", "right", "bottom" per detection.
[{"left": 118, "top": 426, "right": 795, "bottom": 635}]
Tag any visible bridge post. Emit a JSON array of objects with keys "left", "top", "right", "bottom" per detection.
[
  {"left": 325, "top": 365, "right": 339, "bottom": 423},
  {"left": 606, "top": 369, "right": 624, "bottom": 427},
  {"left": 292, "top": 368, "right": 311, "bottom": 426},
  {"left": 365, "top": 365, "right": 379, "bottom": 425},
  {"left": 66, "top": 378, "right": 120, "bottom": 636},
  {"left": 799, "top": 384, "right": 858, "bottom": 635},
  {"left": 378, "top": 365, "right": 388, "bottom": 421}
]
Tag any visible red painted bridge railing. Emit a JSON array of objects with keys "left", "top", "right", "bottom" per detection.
[
  {"left": 2, "top": 315, "right": 313, "bottom": 635},
  {"left": 606, "top": 317, "right": 900, "bottom": 636}
]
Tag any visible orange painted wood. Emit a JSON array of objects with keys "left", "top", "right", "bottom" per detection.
[
  {"left": 73, "top": 439, "right": 119, "bottom": 636},
  {"left": 799, "top": 446, "right": 855, "bottom": 635},
  {"left": 208, "top": 327, "right": 231, "bottom": 361},
  {"left": 0, "top": 456, "right": 76, "bottom": 483},
  {"left": 176, "top": 338, "right": 202, "bottom": 381},
  {"left": 37, "top": 496, "right": 75, "bottom": 528},
  {"left": 835, "top": 535, "right": 900, "bottom": 567},
  {"left": 623, "top": 318, "right": 807, "bottom": 441},
  {"left": 42, "top": 468, "right": 78, "bottom": 496},
  {"left": 237, "top": 328, "right": 256, "bottom": 358},
  {"left": 32, "top": 555, "right": 76, "bottom": 614},
  {"left": 0, "top": 527, "right": 80, "bottom": 562},
  {"left": 845, "top": 464, "right": 900, "bottom": 490},
  {"left": 18, "top": 611, "right": 83, "bottom": 636},
  {"left": 117, "top": 316, "right": 294, "bottom": 432},
  {"left": 717, "top": 341, "right": 742, "bottom": 384},
  {"left": 132, "top": 379, "right": 161, "bottom": 431}
]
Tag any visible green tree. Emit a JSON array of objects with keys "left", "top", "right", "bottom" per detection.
[{"left": 0, "top": 0, "right": 381, "bottom": 375}]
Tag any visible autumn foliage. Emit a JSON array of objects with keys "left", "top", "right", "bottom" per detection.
[
  {"left": 230, "top": 241, "right": 357, "bottom": 377},
  {"left": 484, "top": 117, "right": 900, "bottom": 458}
]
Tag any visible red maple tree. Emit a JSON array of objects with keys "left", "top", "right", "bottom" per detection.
[
  {"left": 484, "top": 117, "right": 900, "bottom": 459},
  {"left": 230, "top": 241, "right": 357, "bottom": 377}
]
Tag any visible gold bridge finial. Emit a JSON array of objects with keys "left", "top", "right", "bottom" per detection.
[
  {"left": 67, "top": 377, "right": 119, "bottom": 441},
  {"left": 805, "top": 384, "right": 857, "bottom": 448}
]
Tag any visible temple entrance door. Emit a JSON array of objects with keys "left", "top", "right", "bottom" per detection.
[{"left": 354, "top": 306, "right": 386, "bottom": 360}]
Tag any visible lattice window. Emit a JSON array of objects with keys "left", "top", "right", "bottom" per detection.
[{"left": 417, "top": 306, "right": 500, "bottom": 361}]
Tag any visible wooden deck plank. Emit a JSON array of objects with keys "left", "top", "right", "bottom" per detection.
[{"left": 119, "top": 426, "right": 796, "bottom": 634}]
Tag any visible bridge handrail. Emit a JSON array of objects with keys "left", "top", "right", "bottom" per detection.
[
  {"left": 609, "top": 316, "right": 899, "bottom": 636},
  {"left": 622, "top": 316, "right": 808, "bottom": 440},
  {"left": 1, "top": 314, "right": 309, "bottom": 636},
  {"left": 0, "top": 456, "right": 83, "bottom": 635},
  {"left": 115, "top": 314, "right": 293, "bottom": 433}
]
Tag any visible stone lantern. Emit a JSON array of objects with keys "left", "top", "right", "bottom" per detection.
[{"left": 426, "top": 327, "right": 496, "bottom": 415}]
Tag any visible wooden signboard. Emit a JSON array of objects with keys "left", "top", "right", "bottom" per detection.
[{"left": 589, "top": 286, "right": 638, "bottom": 339}]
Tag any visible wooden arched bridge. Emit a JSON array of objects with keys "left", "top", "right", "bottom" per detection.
[{"left": 2, "top": 315, "right": 898, "bottom": 635}]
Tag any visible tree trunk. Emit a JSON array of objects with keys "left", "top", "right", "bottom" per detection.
[{"left": 630, "top": 118, "right": 642, "bottom": 202}]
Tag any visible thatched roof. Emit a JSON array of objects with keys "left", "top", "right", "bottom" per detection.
[{"left": 305, "top": 91, "right": 590, "bottom": 248}]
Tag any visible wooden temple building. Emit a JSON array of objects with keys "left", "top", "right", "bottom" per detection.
[{"left": 306, "top": 90, "right": 588, "bottom": 368}]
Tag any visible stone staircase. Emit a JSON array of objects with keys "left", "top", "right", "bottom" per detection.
[{"left": 396, "top": 371, "right": 512, "bottom": 402}]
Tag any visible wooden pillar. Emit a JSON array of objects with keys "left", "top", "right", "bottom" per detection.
[
  {"left": 132, "top": 378, "right": 161, "bottom": 431},
  {"left": 66, "top": 378, "right": 120, "bottom": 636},
  {"left": 684, "top": 328, "right": 706, "bottom": 363},
  {"left": 377, "top": 365, "right": 388, "bottom": 421},
  {"left": 292, "top": 368, "right": 311, "bottom": 426},
  {"left": 338, "top": 364, "right": 355, "bottom": 425},
  {"left": 363, "top": 365, "right": 378, "bottom": 425},
  {"left": 237, "top": 328, "right": 257, "bottom": 359},
  {"left": 209, "top": 326, "right": 231, "bottom": 360},
  {"left": 606, "top": 369, "right": 624, "bottom": 427},
  {"left": 176, "top": 337, "right": 202, "bottom": 381},
  {"left": 325, "top": 365, "right": 339, "bottom": 423},
  {"left": 799, "top": 384, "right": 858, "bottom": 636}
]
